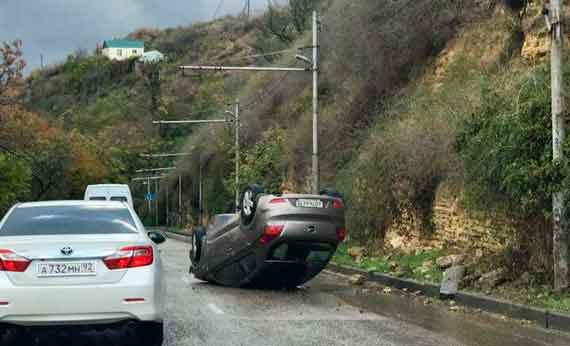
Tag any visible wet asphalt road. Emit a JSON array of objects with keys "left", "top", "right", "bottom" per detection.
[
  {"left": 163, "top": 239, "right": 459, "bottom": 346},
  {"left": 160, "top": 239, "right": 570, "bottom": 346},
  {"left": 5, "top": 238, "right": 570, "bottom": 345}
]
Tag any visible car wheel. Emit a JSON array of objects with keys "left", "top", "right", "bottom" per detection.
[
  {"left": 190, "top": 226, "right": 206, "bottom": 265},
  {"left": 139, "top": 322, "right": 163, "bottom": 346},
  {"left": 3, "top": 327, "right": 34, "bottom": 345},
  {"left": 240, "top": 184, "right": 265, "bottom": 226},
  {"left": 0, "top": 326, "right": 5, "bottom": 344}
]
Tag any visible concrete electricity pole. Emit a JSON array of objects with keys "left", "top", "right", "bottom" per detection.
[
  {"left": 245, "top": 0, "right": 251, "bottom": 18},
  {"left": 140, "top": 153, "right": 191, "bottom": 225},
  {"left": 179, "top": 175, "right": 183, "bottom": 217},
  {"left": 234, "top": 100, "right": 240, "bottom": 211},
  {"left": 154, "top": 100, "right": 242, "bottom": 212},
  {"left": 179, "top": 11, "right": 320, "bottom": 193},
  {"left": 155, "top": 179, "right": 159, "bottom": 226},
  {"left": 548, "top": 0, "right": 569, "bottom": 292},
  {"left": 311, "top": 11, "right": 319, "bottom": 194}
]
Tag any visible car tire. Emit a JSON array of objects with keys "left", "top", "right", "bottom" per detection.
[
  {"left": 139, "top": 322, "right": 164, "bottom": 346},
  {"left": 3, "top": 327, "right": 34, "bottom": 345},
  {"left": 0, "top": 326, "right": 6, "bottom": 344},
  {"left": 190, "top": 226, "right": 206, "bottom": 265},
  {"left": 240, "top": 184, "right": 265, "bottom": 226}
]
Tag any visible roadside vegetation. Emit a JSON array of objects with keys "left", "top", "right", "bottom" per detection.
[{"left": 2, "top": 0, "right": 570, "bottom": 308}]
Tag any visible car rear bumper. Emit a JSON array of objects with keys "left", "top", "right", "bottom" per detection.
[{"left": 0, "top": 268, "right": 163, "bottom": 326}]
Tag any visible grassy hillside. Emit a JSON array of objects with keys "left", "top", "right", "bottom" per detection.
[{"left": 21, "top": 0, "right": 570, "bottom": 292}]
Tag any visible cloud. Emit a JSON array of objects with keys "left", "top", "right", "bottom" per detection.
[{"left": 0, "top": 0, "right": 272, "bottom": 71}]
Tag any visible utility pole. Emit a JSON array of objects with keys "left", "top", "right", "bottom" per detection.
[
  {"left": 147, "top": 177, "right": 151, "bottom": 217},
  {"left": 166, "top": 182, "right": 169, "bottom": 226},
  {"left": 155, "top": 179, "right": 159, "bottom": 226},
  {"left": 178, "top": 175, "right": 182, "bottom": 217},
  {"left": 135, "top": 167, "right": 176, "bottom": 226},
  {"left": 199, "top": 158, "right": 203, "bottom": 225},
  {"left": 140, "top": 153, "right": 190, "bottom": 225},
  {"left": 153, "top": 101, "right": 241, "bottom": 212},
  {"left": 179, "top": 11, "right": 320, "bottom": 193},
  {"left": 548, "top": 0, "right": 569, "bottom": 292},
  {"left": 235, "top": 99, "right": 241, "bottom": 211},
  {"left": 311, "top": 11, "right": 319, "bottom": 194}
]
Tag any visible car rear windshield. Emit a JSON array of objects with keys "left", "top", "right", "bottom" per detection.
[{"left": 0, "top": 205, "right": 138, "bottom": 236}]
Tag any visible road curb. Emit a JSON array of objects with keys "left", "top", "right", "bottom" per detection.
[{"left": 327, "top": 262, "right": 570, "bottom": 333}]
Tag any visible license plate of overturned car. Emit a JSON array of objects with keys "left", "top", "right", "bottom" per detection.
[
  {"left": 37, "top": 261, "right": 97, "bottom": 277},
  {"left": 295, "top": 199, "right": 324, "bottom": 208}
]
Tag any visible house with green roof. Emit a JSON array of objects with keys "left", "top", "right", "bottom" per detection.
[{"left": 102, "top": 39, "right": 145, "bottom": 61}]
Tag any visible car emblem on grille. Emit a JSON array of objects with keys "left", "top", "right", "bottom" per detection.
[{"left": 61, "top": 247, "right": 74, "bottom": 256}]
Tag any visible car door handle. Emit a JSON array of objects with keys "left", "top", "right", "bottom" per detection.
[{"left": 225, "top": 248, "right": 233, "bottom": 254}]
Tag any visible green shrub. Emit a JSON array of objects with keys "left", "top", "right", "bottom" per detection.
[{"left": 456, "top": 64, "right": 569, "bottom": 218}]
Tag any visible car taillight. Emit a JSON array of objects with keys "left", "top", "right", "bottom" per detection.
[
  {"left": 331, "top": 199, "right": 344, "bottom": 209},
  {"left": 0, "top": 249, "right": 31, "bottom": 272},
  {"left": 103, "top": 246, "right": 153, "bottom": 270},
  {"left": 269, "top": 198, "right": 287, "bottom": 204},
  {"left": 260, "top": 224, "right": 284, "bottom": 245},
  {"left": 336, "top": 228, "right": 347, "bottom": 242}
]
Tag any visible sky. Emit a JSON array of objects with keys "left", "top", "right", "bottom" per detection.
[{"left": 0, "top": 0, "right": 272, "bottom": 72}]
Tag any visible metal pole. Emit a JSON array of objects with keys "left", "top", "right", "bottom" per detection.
[
  {"left": 155, "top": 179, "right": 159, "bottom": 226},
  {"left": 147, "top": 178, "right": 151, "bottom": 218},
  {"left": 311, "top": 11, "right": 320, "bottom": 194},
  {"left": 132, "top": 175, "right": 166, "bottom": 182},
  {"left": 135, "top": 167, "right": 176, "bottom": 173},
  {"left": 153, "top": 119, "right": 228, "bottom": 125},
  {"left": 140, "top": 153, "right": 191, "bottom": 158},
  {"left": 235, "top": 99, "right": 240, "bottom": 212},
  {"left": 178, "top": 175, "right": 182, "bottom": 215},
  {"left": 551, "top": 0, "right": 569, "bottom": 292},
  {"left": 179, "top": 66, "right": 309, "bottom": 72},
  {"left": 199, "top": 156, "right": 203, "bottom": 225},
  {"left": 166, "top": 182, "right": 169, "bottom": 226}
]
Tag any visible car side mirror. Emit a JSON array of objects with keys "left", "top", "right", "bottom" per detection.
[{"left": 148, "top": 231, "right": 166, "bottom": 245}]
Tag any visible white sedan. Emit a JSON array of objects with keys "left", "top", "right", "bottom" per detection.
[{"left": 0, "top": 201, "right": 165, "bottom": 346}]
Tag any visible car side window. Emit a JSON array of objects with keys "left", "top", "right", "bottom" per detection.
[
  {"left": 110, "top": 196, "right": 128, "bottom": 202},
  {"left": 89, "top": 197, "right": 107, "bottom": 201}
]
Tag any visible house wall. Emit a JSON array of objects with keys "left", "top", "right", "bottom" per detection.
[{"left": 102, "top": 47, "right": 144, "bottom": 61}]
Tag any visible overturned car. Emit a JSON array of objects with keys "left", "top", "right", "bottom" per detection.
[{"left": 189, "top": 185, "right": 346, "bottom": 288}]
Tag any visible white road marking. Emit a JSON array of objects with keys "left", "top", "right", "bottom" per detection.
[{"left": 208, "top": 303, "right": 225, "bottom": 315}]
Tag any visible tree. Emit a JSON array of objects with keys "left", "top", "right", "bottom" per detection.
[
  {"left": 0, "top": 40, "right": 26, "bottom": 99},
  {"left": 260, "top": 0, "right": 316, "bottom": 43},
  {"left": 289, "top": 0, "right": 316, "bottom": 33},
  {"left": 0, "top": 153, "right": 31, "bottom": 216}
]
